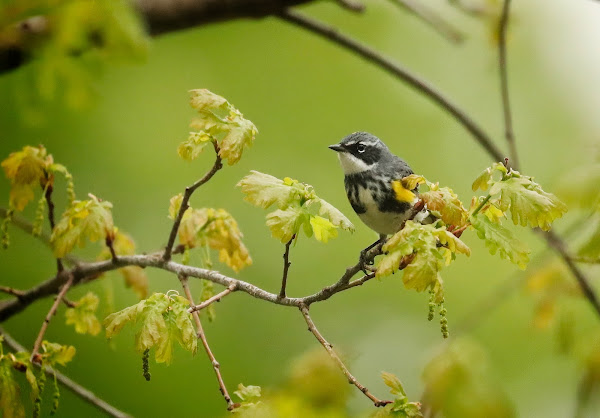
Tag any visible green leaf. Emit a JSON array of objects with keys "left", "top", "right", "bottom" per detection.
[
  {"left": 185, "top": 89, "right": 258, "bottom": 165},
  {"left": 234, "top": 383, "right": 262, "bottom": 403},
  {"left": 65, "top": 292, "right": 101, "bottom": 336},
  {"left": 199, "top": 280, "right": 216, "bottom": 322},
  {"left": 104, "top": 293, "right": 197, "bottom": 365},
  {"left": 266, "top": 206, "right": 308, "bottom": 243},
  {"left": 0, "top": 356, "right": 25, "bottom": 418},
  {"left": 309, "top": 215, "right": 338, "bottom": 243},
  {"left": 168, "top": 193, "right": 184, "bottom": 220},
  {"left": 489, "top": 175, "right": 567, "bottom": 231},
  {"left": 51, "top": 194, "right": 115, "bottom": 258},
  {"left": 470, "top": 214, "right": 530, "bottom": 269},
  {"left": 401, "top": 174, "right": 426, "bottom": 191},
  {"left": 237, "top": 171, "right": 314, "bottom": 210},
  {"left": 381, "top": 372, "right": 407, "bottom": 397},
  {"left": 472, "top": 167, "right": 493, "bottom": 192},
  {"left": 41, "top": 342, "right": 76, "bottom": 366}
]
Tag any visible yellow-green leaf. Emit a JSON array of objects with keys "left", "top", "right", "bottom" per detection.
[
  {"left": 472, "top": 167, "right": 493, "bottom": 192},
  {"left": 41, "top": 342, "right": 76, "bottom": 366},
  {"left": 402, "top": 174, "right": 426, "bottom": 191},
  {"left": 381, "top": 372, "right": 406, "bottom": 397},
  {"left": 489, "top": 175, "right": 567, "bottom": 231},
  {"left": 177, "top": 131, "right": 212, "bottom": 161},
  {"left": 266, "top": 206, "right": 308, "bottom": 243},
  {"left": 234, "top": 383, "right": 262, "bottom": 403},
  {"left": 65, "top": 292, "right": 101, "bottom": 336},
  {"left": 0, "top": 356, "right": 25, "bottom": 418},
  {"left": 309, "top": 215, "right": 338, "bottom": 243},
  {"left": 51, "top": 194, "right": 115, "bottom": 258},
  {"left": 315, "top": 198, "right": 354, "bottom": 232},
  {"left": 168, "top": 193, "right": 184, "bottom": 220},
  {"left": 471, "top": 214, "right": 530, "bottom": 269},
  {"left": 237, "top": 171, "right": 314, "bottom": 210}
]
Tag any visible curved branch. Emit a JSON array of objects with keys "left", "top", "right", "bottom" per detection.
[{"left": 278, "top": 9, "right": 505, "bottom": 162}]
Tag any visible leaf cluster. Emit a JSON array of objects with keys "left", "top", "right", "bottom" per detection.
[
  {"left": 104, "top": 292, "right": 197, "bottom": 364},
  {"left": 373, "top": 372, "right": 422, "bottom": 417},
  {"left": 65, "top": 292, "right": 102, "bottom": 336},
  {"left": 238, "top": 171, "right": 354, "bottom": 244},
  {"left": 50, "top": 193, "right": 114, "bottom": 258},
  {"left": 171, "top": 196, "right": 252, "bottom": 272},
  {"left": 178, "top": 89, "right": 257, "bottom": 165}
]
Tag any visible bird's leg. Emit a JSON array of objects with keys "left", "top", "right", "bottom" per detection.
[{"left": 359, "top": 234, "right": 387, "bottom": 269}]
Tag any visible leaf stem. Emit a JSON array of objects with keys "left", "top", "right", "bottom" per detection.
[
  {"left": 471, "top": 195, "right": 491, "bottom": 217},
  {"left": 299, "top": 304, "right": 391, "bottom": 407},
  {"left": 163, "top": 141, "right": 222, "bottom": 262}
]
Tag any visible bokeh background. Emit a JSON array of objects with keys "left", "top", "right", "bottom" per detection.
[{"left": 1, "top": 0, "right": 600, "bottom": 416}]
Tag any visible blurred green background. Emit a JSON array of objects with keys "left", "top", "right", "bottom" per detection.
[{"left": 1, "top": 0, "right": 599, "bottom": 416}]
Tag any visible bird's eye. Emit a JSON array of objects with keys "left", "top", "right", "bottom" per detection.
[{"left": 357, "top": 143, "right": 366, "bottom": 153}]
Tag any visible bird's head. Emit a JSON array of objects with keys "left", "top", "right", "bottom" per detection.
[{"left": 329, "top": 132, "right": 391, "bottom": 175}]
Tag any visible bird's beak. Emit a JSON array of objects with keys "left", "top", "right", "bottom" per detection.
[{"left": 328, "top": 143, "right": 345, "bottom": 152}]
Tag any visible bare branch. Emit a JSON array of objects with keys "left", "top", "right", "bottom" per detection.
[
  {"left": 0, "top": 286, "right": 25, "bottom": 298},
  {"left": 278, "top": 8, "right": 505, "bottom": 162},
  {"left": 388, "top": 0, "right": 465, "bottom": 43},
  {"left": 0, "top": 326, "right": 132, "bottom": 418},
  {"left": 163, "top": 141, "right": 222, "bottom": 262},
  {"left": 188, "top": 283, "right": 237, "bottom": 313},
  {"left": 336, "top": 0, "right": 365, "bottom": 12},
  {"left": 179, "top": 276, "right": 236, "bottom": 410},
  {"left": 299, "top": 304, "right": 391, "bottom": 407},
  {"left": 279, "top": 235, "right": 295, "bottom": 299},
  {"left": 44, "top": 184, "right": 64, "bottom": 273},
  {"left": 497, "top": 0, "right": 519, "bottom": 170},
  {"left": 30, "top": 274, "right": 74, "bottom": 363}
]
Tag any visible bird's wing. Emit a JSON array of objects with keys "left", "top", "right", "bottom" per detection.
[{"left": 390, "top": 156, "right": 414, "bottom": 180}]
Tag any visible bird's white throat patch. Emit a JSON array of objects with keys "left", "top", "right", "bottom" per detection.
[{"left": 337, "top": 152, "right": 374, "bottom": 174}]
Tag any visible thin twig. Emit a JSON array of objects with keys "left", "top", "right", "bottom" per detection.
[
  {"left": 389, "top": 0, "right": 465, "bottom": 43},
  {"left": 105, "top": 235, "right": 118, "bottom": 263},
  {"left": 44, "top": 184, "right": 64, "bottom": 273},
  {"left": 497, "top": 0, "right": 519, "bottom": 170},
  {"left": 0, "top": 286, "right": 25, "bottom": 298},
  {"left": 188, "top": 283, "right": 237, "bottom": 313},
  {"left": 336, "top": 0, "right": 365, "bottom": 12},
  {"left": 279, "top": 235, "right": 295, "bottom": 299},
  {"left": 279, "top": 9, "right": 505, "bottom": 162},
  {"left": 0, "top": 326, "right": 131, "bottom": 418},
  {"left": 541, "top": 230, "right": 600, "bottom": 317},
  {"left": 299, "top": 304, "right": 391, "bottom": 407},
  {"left": 179, "top": 276, "right": 236, "bottom": 410},
  {"left": 163, "top": 141, "right": 222, "bottom": 262},
  {"left": 30, "top": 274, "right": 74, "bottom": 363}
]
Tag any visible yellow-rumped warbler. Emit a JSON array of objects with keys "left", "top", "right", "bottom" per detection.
[{"left": 329, "top": 132, "right": 431, "bottom": 239}]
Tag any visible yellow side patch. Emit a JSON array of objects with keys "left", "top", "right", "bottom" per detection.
[{"left": 391, "top": 180, "right": 416, "bottom": 203}]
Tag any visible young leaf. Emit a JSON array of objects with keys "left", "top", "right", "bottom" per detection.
[
  {"left": 65, "top": 292, "right": 101, "bottom": 336},
  {"left": 40, "top": 342, "right": 76, "bottom": 366},
  {"left": 0, "top": 355, "right": 25, "bottom": 418},
  {"left": 309, "top": 216, "right": 338, "bottom": 243},
  {"left": 104, "top": 293, "right": 197, "bottom": 364},
  {"left": 237, "top": 171, "right": 314, "bottom": 210},
  {"left": 168, "top": 193, "right": 185, "bottom": 220},
  {"left": 51, "top": 194, "right": 115, "bottom": 258},
  {"left": 234, "top": 383, "right": 262, "bottom": 403},
  {"left": 489, "top": 175, "right": 567, "bottom": 231},
  {"left": 199, "top": 280, "right": 216, "bottom": 322},
  {"left": 315, "top": 198, "right": 354, "bottom": 232},
  {"left": 177, "top": 131, "right": 212, "bottom": 161},
  {"left": 266, "top": 206, "right": 308, "bottom": 243},
  {"left": 1, "top": 145, "right": 53, "bottom": 211},
  {"left": 401, "top": 174, "right": 427, "bottom": 191},
  {"left": 420, "top": 185, "right": 469, "bottom": 228},
  {"left": 381, "top": 372, "right": 407, "bottom": 397},
  {"left": 185, "top": 89, "right": 258, "bottom": 165},
  {"left": 472, "top": 166, "right": 493, "bottom": 192},
  {"left": 179, "top": 208, "right": 252, "bottom": 272},
  {"left": 470, "top": 214, "right": 530, "bottom": 269}
]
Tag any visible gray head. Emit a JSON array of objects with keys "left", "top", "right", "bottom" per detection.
[{"left": 328, "top": 132, "right": 392, "bottom": 174}]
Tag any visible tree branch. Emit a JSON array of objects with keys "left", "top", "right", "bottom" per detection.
[
  {"left": 278, "top": 8, "right": 505, "bottom": 162},
  {"left": 497, "top": 0, "right": 519, "bottom": 170},
  {"left": 188, "top": 283, "right": 237, "bottom": 313},
  {"left": 163, "top": 141, "right": 222, "bottom": 262},
  {"left": 0, "top": 326, "right": 132, "bottom": 418},
  {"left": 278, "top": 235, "right": 295, "bottom": 299},
  {"left": 44, "top": 183, "right": 64, "bottom": 273},
  {"left": 299, "top": 304, "right": 391, "bottom": 407},
  {"left": 179, "top": 276, "right": 236, "bottom": 410},
  {"left": 388, "top": 0, "right": 465, "bottom": 43},
  {"left": 30, "top": 273, "right": 74, "bottom": 363}
]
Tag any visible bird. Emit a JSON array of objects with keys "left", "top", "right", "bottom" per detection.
[{"left": 329, "top": 132, "right": 430, "bottom": 243}]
